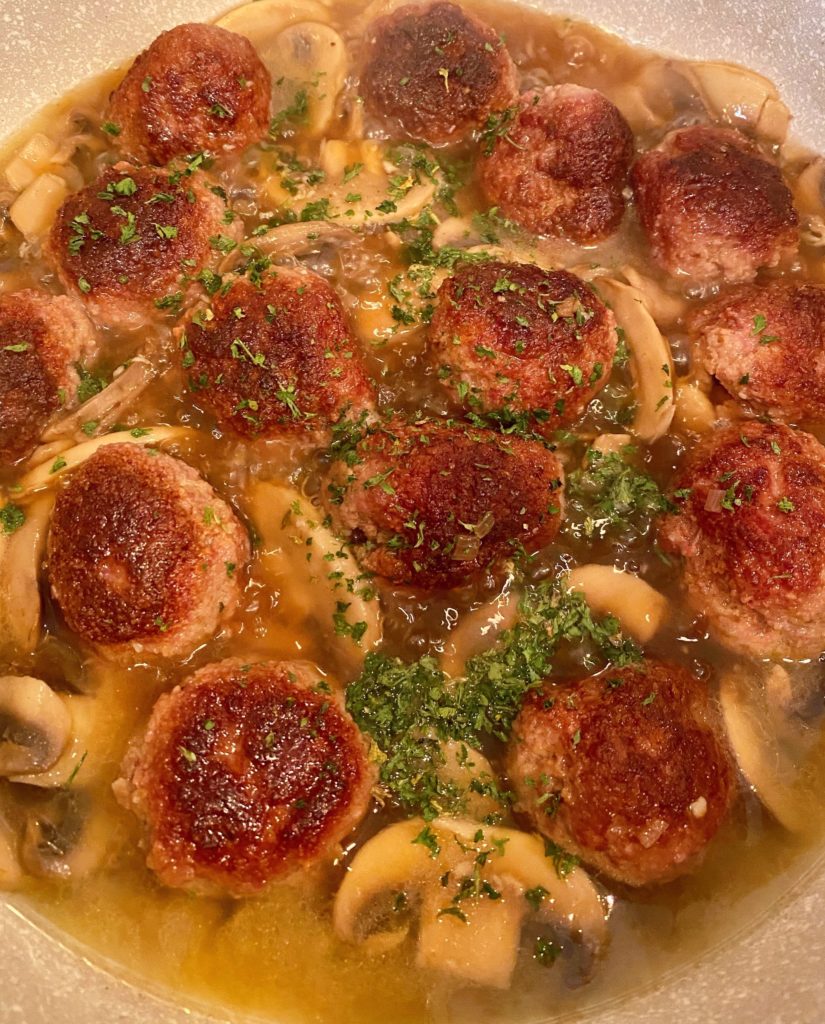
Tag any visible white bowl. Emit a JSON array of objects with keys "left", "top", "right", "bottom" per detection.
[{"left": 1, "top": 1, "right": 824, "bottom": 1020}]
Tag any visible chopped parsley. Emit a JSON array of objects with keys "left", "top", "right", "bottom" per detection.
[
  {"left": 346, "top": 580, "right": 639, "bottom": 819},
  {"left": 0, "top": 503, "right": 25, "bottom": 535},
  {"left": 566, "top": 446, "right": 673, "bottom": 541}
]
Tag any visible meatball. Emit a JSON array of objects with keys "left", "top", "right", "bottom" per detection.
[
  {"left": 428, "top": 261, "right": 616, "bottom": 430},
  {"left": 631, "top": 125, "right": 798, "bottom": 283},
  {"left": 322, "top": 419, "right": 564, "bottom": 589},
  {"left": 116, "top": 658, "right": 375, "bottom": 895},
  {"left": 106, "top": 23, "right": 271, "bottom": 165},
  {"left": 0, "top": 291, "right": 95, "bottom": 465},
  {"left": 48, "top": 443, "right": 249, "bottom": 660},
  {"left": 180, "top": 266, "right": 376, "bottom": 439},
  {"left": 507, "top": 659, "right": 735, "bottom": 887},
  {"left": 478, "top": 85, "right": 634, "bottom": 243},
  {"left": 360, "top": 1, "right": 517, "bottom": 145},
  {"left": 46, "top": 162, "right": 239, "bottom": 330},
  {"left": 691, "top": 279, "right": 825, "bottom": 421},
  {"left": 659, "top": 421, "right": 825, "bottom": 658}
]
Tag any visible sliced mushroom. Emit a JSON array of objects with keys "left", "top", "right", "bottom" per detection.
[
  {"left": 11, "top": 694, "right": 98, "bottom": 788},
  {"left": 21, "top": 789, "right": 116, "bottom": 882},
  {"left": 590, "top": 433, "right": 633, "bottom": 457},
  {"left": 566, "top": 565, "right": 669, "bottom": 644},
  {"left": 217, "top": 0, "right": 333, "bottom": 40},
  {"left": 720, "top": 666, "right": 815, "bottom": 833},
  {"left": 42, "top": 357, "right": 155, "bottom": 442},
  {"left": 595, "top": 277, "right": 676, "bottom": 444},
  {"left": 682, "top": 60, "right": 790, "bottom": 145},
  {"left": 250, "top": 481, "right": 382, "bottom": 670},
  {"left": 0, "top": 811, "right": 22, "bottom": 890},
  {"left": 674, "top": 377, "right": 718, "bottom": 434},
  {"left": 441, "top": 579, "right": 520, "bottom": 679},
  {"left": 334, "top": 816, "right": 607, "bottom": 989},
  {"left": 254, "top": 221, "right": 359, "bottom": 260},
  {"left": 17, "top": 426, "right": 193, "bottom": 496},
  {"left": 9, "top": 171, "right": 69, "bottom": 239},
  {"left": 417, "top": 875, "right": 524, "bottom": 988},
  {"left": 616, "top": 266, "right": 688, "bottom": 328},
  {"left": 218, "top": 1, "right": 344, "bottom": 139},
  {"left": 0, "top": 494, "right": 53, "bottom": 657},
  {"left": 0, "top": 677, "right": 71, "bottom": 777},
  {"left": 437, "top": 741, "right": 505, "bottom": 822}
]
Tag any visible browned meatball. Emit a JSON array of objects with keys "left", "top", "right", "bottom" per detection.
[
  {"left": 48, "top": 444, "right": 249, "bottom": 660},
  {"left": 46, "top": 162, "right": 239, "bottom": 330},
  {"left": 631, "top": 126, "right": 798, "bottom": 283},
  {"left": 322, "top": 419, "right": 564, "bottom": 589},
  {"left": 691, "top": 279, "right": 825, "bottom": 421},
  {"left": 116, "top": 658, "right": 375, "bottom": 895},
  {"left": 180, "top": 266, "right": 376, "bottom": 439},
  {"left": 428, "top": 261, "right": 616, "bottom": 430},
  {"left": 507, "top": 659, "right": 735, "bottom": 887},
  {"left": 660, "top": 421, "right": 825, "bottom": 658},
  {"left": 478, "top": 85, "right": 634, "bottom": 243},
  {"left": 106, "top": 23, "right": 271, "bottom": 165},
  {"left": 360, "top": 1, "right": 517, "bottom": 145},
  {"left": 0, "top": 291, "right": 96, "bottom": 465}
]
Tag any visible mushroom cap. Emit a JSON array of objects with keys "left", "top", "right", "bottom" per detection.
[{"left": 0, "top": 676, "right": 71, "bottom": 776}]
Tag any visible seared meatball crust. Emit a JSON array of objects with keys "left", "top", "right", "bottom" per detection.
[
  {"left": 360, "top": 0, "right": 517, "bottom": 145},
  {"left": 46, "top": 162, "right": 239, "bottom": 330},
  {"left": 428, "top": 261, "right": 616, "bottom": 430},
  {"left": 507, "top": 659, "right": 735, "bottom": 887},
  {"left": 180, "top": 267, "right": 376, "bottom": 439},
  {"left": 117, "top": 658, "right": 375, "bottom": 895},
  {"left": 478, "top": 85, "right": 634, "bottom": 243},
  {"left": 692, "top": 279, "right": 825, "bottom": 421},
  {"left": 660, "top": 421, "right": 825, "bottom": 659},
  {"left": 48, "top": 443, "right": 249, "bottom": 660},
  {"left": 322, "top": 419, "right": 564, "bottom": 589},
  {"left": 0, "top": 291, "right": 95, "bottom": 465},
  {"left": 631, "top": 125, "right": 798, "bottom": 283},
  {"left": 107, "top": 23, "right": 271, "bottom": 165}
]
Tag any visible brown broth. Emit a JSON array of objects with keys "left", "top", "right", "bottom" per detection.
[{"left": 1, "top": 1, "right": 825, "bottom": 1022}]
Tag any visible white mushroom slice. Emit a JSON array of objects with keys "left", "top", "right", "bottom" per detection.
[
  {"left": 217, "top": 0, "right": 332, "bottom": 39},
  {"left": 417, "top": 878, "right": 525, "bottom": 989},
  {"left": 567, "top": 565, "right": 669, "bottom": 644},
  {"left": 590, "top": 433, "right": 633, "bottom": 457},
  {"left": 273, "top": 24, "right": 348, "bottom": 139},
  {"left": 333, "top": 818, "right": 436, "bottom": 943},
  {"left": 217, "top": 2, "right": 343, "bottom": 138},
  {"left": 596, "top": 278, "right": 675, "bottom": 444},
  {"left": 0, "top": 813, "right": 21, "bottom": 890},
  {"left": 16, "top": 426, "right": 193, "bottom": 496},
  {"left": 334, "top": 816, "right": 607, "bottom": 989},
  {"left": 683, "top": 61, "right": 790, "bottom": 145},
  {"left": 441, "top": 580, "right": 520, "bottom": 679},
  {"left": 795, "top": 158, "right": 825, "bottom": 216},
  {"left": 42, "top": 358, "right": 156, "bottom": 442},
  {"left": 3, "top": 131, "right": 59, "bottom": 193},
  {"left": 435, "top": 818, "right": 608, "bottom": 948},
  {"left": 0, "top": 676, "right": 71, "bottom": 776},
  {"left": 9, "top": 172, "right": 68, "bottom": 239},
  {"left": 21, "top": 792, "right": 117, "bottom": 882},
  {"left": 250, "top": 481, "right": 381, "bottom": 668},
  {"left": 11, "top": 694, "right": 103, "bottom": 788},
  {"left": 674, "top": 378, "right": 718, "bottom": 435},
  {"left": 438, "top": 741, "right": 503, "bottom": 822},
  {"left": 254, "top": 221, "right": 359, "bottom": 260},
  {"left": 617, "top": 266, "right": 688, "bottom": 327},
  {"left": 0, "top": 494, "right": 52, "bottom": 656},
  {"left": 720, "top": 667, "right": 813, "bottom": 833}
]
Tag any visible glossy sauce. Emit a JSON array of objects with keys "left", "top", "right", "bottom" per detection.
[{"left": 1, "top": 1, "right": 824, "bottom": 1022}]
